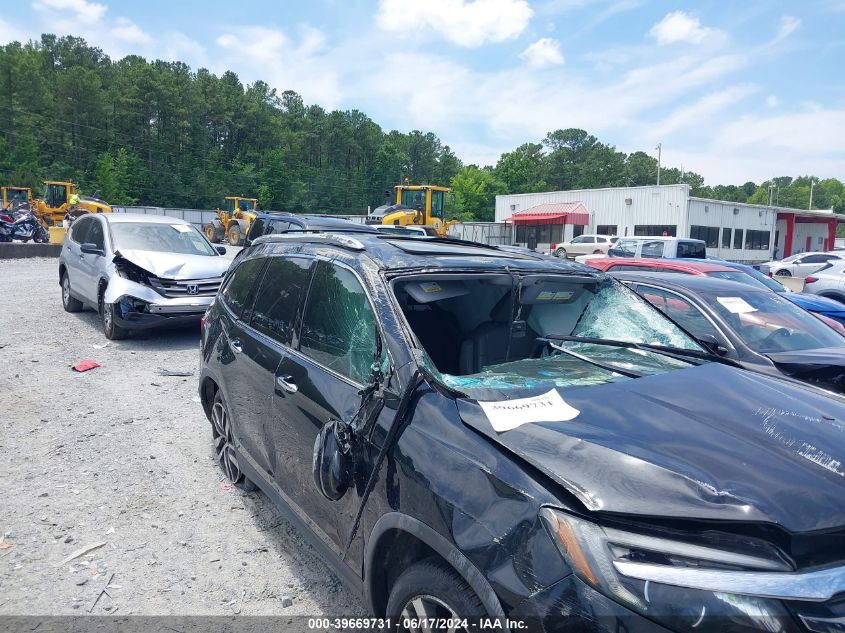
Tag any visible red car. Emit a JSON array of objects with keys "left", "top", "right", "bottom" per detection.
[{"left": 585, "top": 257, "right": 741, "bottom": 276}]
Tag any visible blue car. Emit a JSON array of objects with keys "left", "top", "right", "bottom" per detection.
[{"left": 673, "top": 258, "right": 845, "bottom": 326}]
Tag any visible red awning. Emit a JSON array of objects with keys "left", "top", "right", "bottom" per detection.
[{"left": 505, "top": 202, "right": 590, "bottom": 225}]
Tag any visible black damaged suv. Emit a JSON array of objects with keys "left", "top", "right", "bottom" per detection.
[{"left": 200, "top": 232, "right": 845, "bottom": 632}]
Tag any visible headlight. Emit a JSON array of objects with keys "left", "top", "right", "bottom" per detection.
[{"left": 540, "top": 508, "right": 803, "bottom": 632}]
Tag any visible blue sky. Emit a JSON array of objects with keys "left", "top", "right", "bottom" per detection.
[{"left": 2, "top": 0, "right": 844, "bottom": 185}]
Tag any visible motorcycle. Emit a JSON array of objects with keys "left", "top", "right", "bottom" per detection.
[{"left": 0, "top": 205, "right": 50, "bottom": 243}]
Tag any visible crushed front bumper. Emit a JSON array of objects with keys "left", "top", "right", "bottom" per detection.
[{"left": 104, "top": 277, "right": 215, "bottom": 330}]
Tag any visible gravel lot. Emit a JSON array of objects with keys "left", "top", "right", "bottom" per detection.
[{"left": 0, "top": 255, "right": 363, "bottom": 618}]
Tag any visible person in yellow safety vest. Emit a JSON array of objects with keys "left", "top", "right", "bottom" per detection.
[
  {"left": 65, "top": 192, "right": 81, "bottom": 227},
  {"left": 68, "top": 192, "right": 80, "bottom": 207}
]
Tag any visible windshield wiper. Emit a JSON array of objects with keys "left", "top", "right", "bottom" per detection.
[
  {"left": 541, "top": 335, "right": 713, "bottom": 365},
  {"left": 538, "top": 338, "right": 643, "bottom": 378}
]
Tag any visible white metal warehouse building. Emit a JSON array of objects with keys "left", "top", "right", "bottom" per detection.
[{"left": 494, "top": 184, "right": 840, "bottom": 263}]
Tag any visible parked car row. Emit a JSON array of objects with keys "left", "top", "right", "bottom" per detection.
[{"left": 59, "top": 218, "right": 845, "bottom": 631}]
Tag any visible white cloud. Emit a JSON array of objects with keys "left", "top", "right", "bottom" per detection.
[
  {"left": 520, "top": 38, "right": 564, "bottom": 68},
  {"left": 772, "top": 16, "right": 800, "bottom": 44},
  {"left": 32, "top": 0, "right": 107, "bottom": 25},
  {"left": 111, "top": 17, "right": 151, "bottom": 45},
  {"left": 651, "top": 85, "right": 758, "bottom": 138},
  {"left": 0, "top": 18, "right": 18, "bottom": 44},
  {"left": 376, "top": 0, "right": 533, "bottom": 47},
  {"left": 648, "top": 11, "right": 720, "bottom": 45},
  {"left": 216, "top": 25, "right": 342, "bottom": 109},
  {"left": 766, "top": 95, "right": 779, "bottom": 108}
]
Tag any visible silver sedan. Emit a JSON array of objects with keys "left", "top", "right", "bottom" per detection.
[{"left": 58, "top": 213, "right": 231, "bottom": 339}]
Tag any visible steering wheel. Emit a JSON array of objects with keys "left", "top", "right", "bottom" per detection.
[{"left": 760, "top": 327, "right": 791, "bottom": 349}]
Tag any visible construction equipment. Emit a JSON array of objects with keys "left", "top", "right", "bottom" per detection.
[
  {"left": 33, "top": 181, "right": 111, "bottom": 227},
  {"left": 203, "top": 196, "right": 258, "bottom": 246},
  {"left": 1, "top": 186, "right": 33, "bottom": 210},
  {"left": 367, "top": 185, "right": 454, "bottom": 237}
]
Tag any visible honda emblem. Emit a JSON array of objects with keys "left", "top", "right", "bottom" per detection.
[{"left": 186, "top": 284, "right": 199, "bottom": 295}]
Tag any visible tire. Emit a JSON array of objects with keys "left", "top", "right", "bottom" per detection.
[
  {"left": 554, "top": 248, "right": 566, "bottom": 258},
  {"left": 204, "top": 223, "right": 220, "bottom": 243},
  {"left": 775, "top": 269, "right": 791, "bottom": 277},
  {"left": 61, "top": 273, "right": 83, "bottom": 313},
  {"left": 386, "top": 560, "right": 486, "bottom": 632},
  {"left": 210, "top": 391, "right": 257, "bottom": 491},
  {"left": 99, "top": 294, "right": 128, "bottom": 340},
  {"left": 593, "top": 249, "right": 603, "bottom": 254},
  {"left": 227, "top": 223, "right": 242, "bottom": 246}
]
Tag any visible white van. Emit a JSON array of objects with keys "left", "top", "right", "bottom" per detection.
[{"left": 607, "top": 236, "right": 707, "bottom": 259}]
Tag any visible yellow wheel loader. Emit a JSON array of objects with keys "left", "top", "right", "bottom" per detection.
[
  {"left": 33, "top": 181, "right": 111, "bottom": 227},
  {"left": 1, "top": 186, "right": 33, "bottom": 210},
  {"left": 367, "top": 184, "right": 454, "bottom": 237},
  {"left": 203, "top": 196, "right": 258, "bottom": 246}
]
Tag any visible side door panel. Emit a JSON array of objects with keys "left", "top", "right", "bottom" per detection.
[
  {"left": 271, "top": 352, "right": 364, "bottom": 553},
  {"left": 267, "top": 259, "right": 382, "bottom": 556},
  {"left": 240, "top": 255, "right": 314, "bottom": 479},
  {"left": 64, "top": 217, "right": 90, "bottom": 299},
  {"left": 215, "top": 257, "right": 268, "bottom": 462},
  {"left": 78, "top": 218, "right": 105, "bottom": 302}
]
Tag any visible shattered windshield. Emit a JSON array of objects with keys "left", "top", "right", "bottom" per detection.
[
  {"left": 111, "top": 222, "right": 217, "bottom": 256},
  {"left": 394, "top": 273, "right": 704, "bottom": 395}
]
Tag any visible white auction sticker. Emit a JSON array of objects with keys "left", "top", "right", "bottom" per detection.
[
  {"left": 717, "top": 296, "right": 757, "bottom": 314},
  {"left": 171, "top": 224, "right": 192, "bottom": 233},
  {"left": 478, "top": 389, "right": 579, "bottom": 433}
]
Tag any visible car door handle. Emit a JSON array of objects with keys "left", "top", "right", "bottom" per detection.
[
  {"left": 229, "top": 339, "right": 242, "bottom": 354},
  {"left": 276, "top": 375, "right": 298, "bottom": 393}
]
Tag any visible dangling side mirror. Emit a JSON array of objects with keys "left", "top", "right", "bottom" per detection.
[{"left": 312, "top": 419, "right": 352, "bottom": 501}]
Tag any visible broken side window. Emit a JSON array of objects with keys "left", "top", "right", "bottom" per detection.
[{"left": 299, "top": 261, "right": 379, "bottom": 384}]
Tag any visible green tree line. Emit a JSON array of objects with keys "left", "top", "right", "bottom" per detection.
[{"left": 1, "top": 35, "right": 842, "bottom": 221}]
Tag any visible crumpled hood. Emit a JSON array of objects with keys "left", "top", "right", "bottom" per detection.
[
  {"left": 458, "top": 363, "right": 845, "bottom": 532},
  {"left": 114, "top": 249, "right": 230, "bottom": 280},
  {"left": 784, "top": 292, "right": 845, "bottom": 313}
]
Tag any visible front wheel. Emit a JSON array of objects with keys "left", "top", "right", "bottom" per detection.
[
  {"left": 100, "top": 295, "right": 128, "bottom": 340},
  {"left": 386, "top": 560, "right": 486, "bottom": 632},
  {"left": 554, "top": 248, "right": 567, "bottom": 258},
  {"left": 775, "top": 269, "right": 791, "bottom": 277},
  {"left": 227, "top": 223, "right": 242, "bottom": 246},
  {"left": 204, "top": 223, "right": 220, "bottom": 243}
]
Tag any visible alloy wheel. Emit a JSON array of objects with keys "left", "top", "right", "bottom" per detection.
[
  {"left": 102, "top": 301, "right": 112, "bottom": 330},
  {"left": 62, "top": 276, "right": 70, "bottom": 306},
  {"left": 400, "top": 595, "right": 469, "bottom": 633},
  {"left": 211, "top": 400, "right": 243, "bottom": 484}
]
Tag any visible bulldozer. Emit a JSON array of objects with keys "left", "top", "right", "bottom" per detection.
[
  {"left": 2, "top": 185, "right": 33, "bottom": 210},
  {"left": 367, "top": 184, "right": 454, "bottom": 237},
  {"left": 204, "top": 196, "right": 258, "bottom": 246},
  {"left": 33, "top": 181, "right": 111, "bottom": 227}
]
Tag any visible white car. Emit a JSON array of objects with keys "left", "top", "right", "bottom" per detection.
[
  {"left": 761, "top": 252, "right": 845, "bottom": 278},
  {"left": 553, "top": 234, "right": 618, "bottom": 258}
]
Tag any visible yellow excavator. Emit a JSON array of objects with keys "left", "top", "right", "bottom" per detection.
[
  {"left": 33, "top": 181, "right": 111, "bottom": 227},
  {"left": 1, "top": 185, "right": 33, "bottom": 209},
  {"left": 367, "top": 184, "right": 454, "bottom": 237},
  {"left": 204, "top": 196, "right": 258, "bottom": 246}
]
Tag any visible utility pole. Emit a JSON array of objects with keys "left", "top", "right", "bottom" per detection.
[
  {"left": 655, "top": 143, "right": 662, "bottom": 186},
  {"left": 809, "top": 179, "right": 816, "bottom": 210}
]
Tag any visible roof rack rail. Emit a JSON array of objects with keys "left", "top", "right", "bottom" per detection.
[{"left": 251, "top": 232, "right": 366, "bottom": 251}]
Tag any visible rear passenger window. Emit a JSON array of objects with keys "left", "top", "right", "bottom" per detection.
[
  {"left": 220, "top": 257, "right": 265, "bottom": 319},
  {"left": 299, "top": 261, "right": 379, "bottom": 384},
  {"left": 250, "top": 257, "right": 313, "bottom": 346}
]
